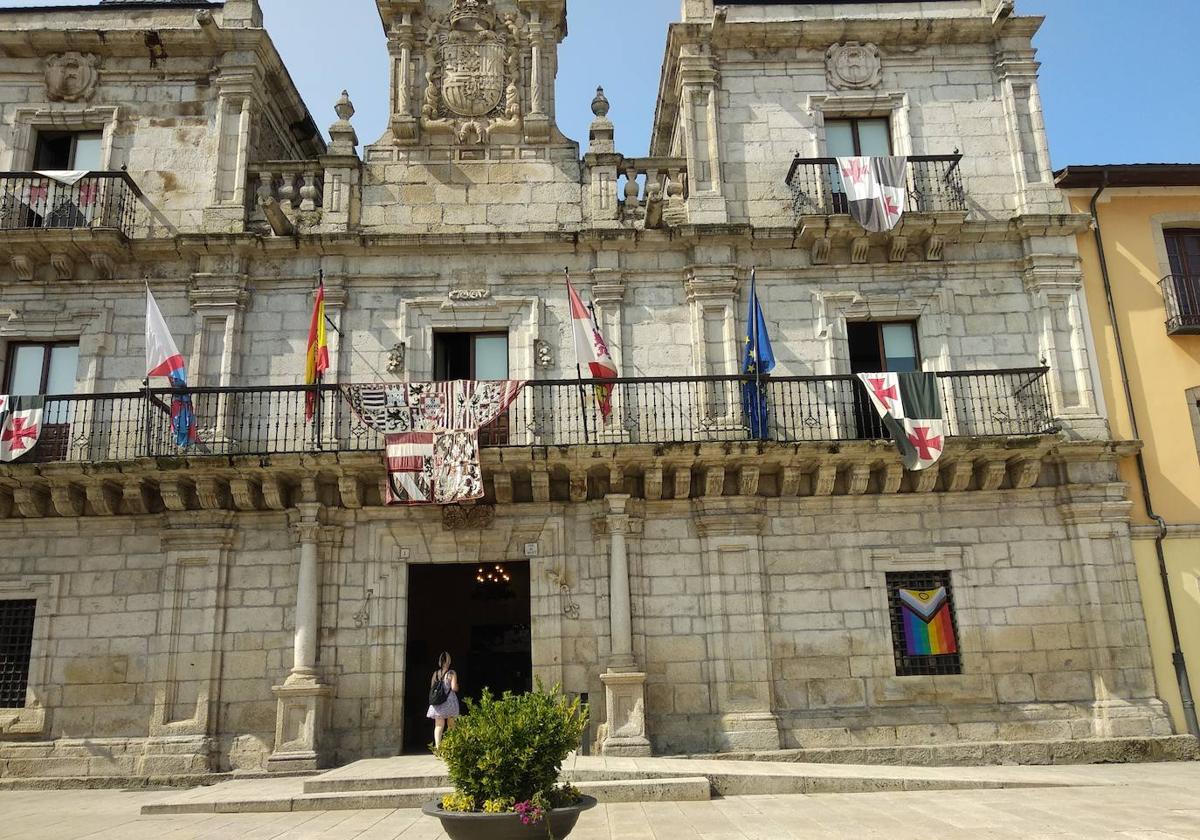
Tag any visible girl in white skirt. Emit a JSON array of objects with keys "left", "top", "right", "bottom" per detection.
[{"left": 427, "top": 651, "right": 460, "bottom": 749}]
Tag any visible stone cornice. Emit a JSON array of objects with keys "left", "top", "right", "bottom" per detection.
[{"left": 0, "top": 434, "right": 1122, "bottom": 521}]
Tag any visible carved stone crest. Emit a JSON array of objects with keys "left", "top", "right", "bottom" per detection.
[
  {"left": 826, "top": 42, "right": 882, "bottom": 90},
  {"left": 422, "top": 0, "right": 524, "bottom": 143},
  {"left": 443, "top": 504, "right": 496, "bottom": 530},
  {"left": 45, "top": 52, "right": 100, "bottom": 102}
]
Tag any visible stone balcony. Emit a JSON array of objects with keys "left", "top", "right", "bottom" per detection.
[
  {"left": 0, "top": 368, "right": 1097, "bottom": 522},
  {"left": 785, "top": 154, "right": 969, "bottom": 264},
  {"left": 0, "top": 171, "right": 145, "bottom": 281}
]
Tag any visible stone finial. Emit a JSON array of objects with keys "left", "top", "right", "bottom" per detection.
[
  {"left": 591, "top": 86, "right": 610, "bottom": 118},
  {"left": 335, "top": 90, "right": 355, "bottom": 122},
  {"left": 588, "top": 86, "right": 615, "bottom": 155},
  {"left": 327, "top": 90, "right": 359, "bottom": 157}
]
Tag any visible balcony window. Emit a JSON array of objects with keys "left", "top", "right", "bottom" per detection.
[
  {"left": 1163, "top": 230, "right": 1200, "bottom": 334},
  {"left": 825, "top": 118, "right": 892, "bottom": 158},
  {"left": 848, "top": 321, "right": 919, "bottom": 438},
  {"left": 33, "top": 130, "right": 102, "bottom": 171},
  {"left": 4, "top": 341, "right": 78, "bottom": 461},
  {"left": 434, "top": 332, "right": 510, "bottom": 444}
]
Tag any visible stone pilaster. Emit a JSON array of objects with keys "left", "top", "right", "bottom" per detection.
[
  {"left": 1022, "top": 253, "right": 1107, "bottom": 439},
  {"left": 268, "top": 502, "right": 333, "bottom": 771},
  {"left": 695, "top": 497, "right": 782, "bottom": 752},
  {"left": 188, "top": 270, "right": 249, "bottom": 446},
  {"left": 677, "top": 46, "right": 727, "bottom": 223}
]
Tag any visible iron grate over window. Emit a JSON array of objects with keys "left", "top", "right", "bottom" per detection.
[
  {"left": 886, "top": 571, "right": 962, "bottom": 677},
  {"left": 0, "top": 600, "right": 36, "bottom": 709}
]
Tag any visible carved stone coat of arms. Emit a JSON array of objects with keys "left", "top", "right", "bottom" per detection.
[
  {"left": 442, "top": 37, "right": 506, "bottom": 117},
  {"left": 421, "top": 0, "right": 524, "bottom": 143}
]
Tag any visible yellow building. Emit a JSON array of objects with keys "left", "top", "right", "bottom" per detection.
[{"left": 1057, "top": 165, "right": 1200, "bottom": 738}]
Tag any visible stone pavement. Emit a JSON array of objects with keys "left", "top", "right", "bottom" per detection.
[{"left": 2, "top": 761, "right": 1200, "bottom": 839}]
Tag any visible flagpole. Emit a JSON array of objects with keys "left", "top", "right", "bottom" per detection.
[{"left": 566, "top": 267, "right": 592, "bottom": 445}]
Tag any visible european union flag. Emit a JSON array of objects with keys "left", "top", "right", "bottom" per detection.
[{"left": 742, "top": 270, "right": 776, "bottom": 440}]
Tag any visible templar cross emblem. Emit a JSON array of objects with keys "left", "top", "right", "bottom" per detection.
[
  {"left": 1, "top": 416, "right": 39, "bottom": 452},
  {"left": 841, "top": 158, "right": 871, "bottom": 184},
  {"left": 907, "top": 424, "right": 943, "bottom": 461},
  {"left": 866, "top": 377, "right": 899, "bottom": 411}
]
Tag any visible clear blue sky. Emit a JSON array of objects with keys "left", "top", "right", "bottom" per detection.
[{"left": 4, "top": 1, "right": 1198, "bottom": 165}]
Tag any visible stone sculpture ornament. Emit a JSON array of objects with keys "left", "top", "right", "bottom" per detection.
[
  {"left": 825, "top": 42, "right": 883, "bottom": 90},
  {"left": 45, "top": 52, "right": 100, "bottom": 102},
  {"left": 421, "top": 0, "right": 524, "bottom": 143}
]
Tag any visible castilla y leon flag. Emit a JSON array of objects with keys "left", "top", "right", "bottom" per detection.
[
  {"left": 836, "top": 155, "right": 908, "bottom": 233},
  {"left": 145, "top": 288, "right": 199, "bottom": 447},
  {"left": 0, "top": 395, "right": 45, "bottom": 463},
  {"left": 856, "top": 371, "right": 946, "bottom": 471},
  {"left": 305, "top": 282, "right": 330, "bottom": 421},
  {"left": 565, "top": 270, "right": 618, "bottom": 422}
]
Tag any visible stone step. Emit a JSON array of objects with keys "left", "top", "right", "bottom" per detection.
[
  {"left": 141, "top": 776, "right": 712, "bottom": 815},
  {"left": 690, "top": 735, "right": 1200, "bottom": 768}
]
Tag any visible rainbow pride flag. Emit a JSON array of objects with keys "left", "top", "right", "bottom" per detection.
[{"left": 899, "top": 587, "right": 957, "bottom": 656}]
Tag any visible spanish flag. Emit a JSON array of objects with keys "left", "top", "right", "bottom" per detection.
[{"left": 305, "top": 282, "right": 329, "bottom": 421}]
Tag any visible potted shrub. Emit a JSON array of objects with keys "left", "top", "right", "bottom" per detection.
[{"left": 421, "top": 682, "right": 596, "bottom": 840}]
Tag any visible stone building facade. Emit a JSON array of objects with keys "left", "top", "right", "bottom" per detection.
[{"left": 0, "top": 0, "right": 1186, "bottom": 777}]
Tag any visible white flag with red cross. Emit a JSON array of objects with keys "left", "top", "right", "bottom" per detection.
[
  {"left": 0, "top": 395, "right": 45, "bottom": 463},
  {"left": 855, "top": 372, "right": 946, "bottom": 471}
]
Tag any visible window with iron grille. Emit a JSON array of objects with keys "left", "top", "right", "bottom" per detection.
[
  {"left": 0, "top": 600, "right": 36, "bottom": 708},
  {"left": 886, "top": 571, "right": 962, "bottom": 677}
]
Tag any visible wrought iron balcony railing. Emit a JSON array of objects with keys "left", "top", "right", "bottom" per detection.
[
  {"left": 0, "top": 171, "right": 142, "bottom": 238},
  {"left": 785, "top": 154, "right": 967, "bottom": 218},
  {"left": 1160, "top": 274, "right": 1200, "bottom": 335},
  {"left": 10, "top": 369, "right": 1054, "bottom": 465}
]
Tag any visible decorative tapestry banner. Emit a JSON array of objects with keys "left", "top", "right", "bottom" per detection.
[{"left": 343, "top": 380, "right": 525, "bottom": 506}]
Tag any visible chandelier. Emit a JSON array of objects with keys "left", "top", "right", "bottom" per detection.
[{"left": 476, "top": 564, "right": 511, "bottom": 586}]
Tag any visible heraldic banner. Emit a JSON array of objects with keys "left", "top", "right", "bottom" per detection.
[
  {"left": 343, "top": 380, "right": 525, "bottom": 505},
  {"left": 856, "top": 371, "right": 946, "bottom": 471},
  {"left": 836, "top": 155, "right": 909, "bottom": 233},
  {"left": 0, "top": 395, "right": 46, "bottom": 463}
]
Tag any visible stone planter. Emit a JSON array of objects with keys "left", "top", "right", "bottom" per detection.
[{"left": 422, "top": 795, "right": 598, "bottom": 840}]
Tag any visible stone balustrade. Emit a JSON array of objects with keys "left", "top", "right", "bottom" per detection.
[{"left": 248, "top": 162, "right": 325, "bottom": 234}]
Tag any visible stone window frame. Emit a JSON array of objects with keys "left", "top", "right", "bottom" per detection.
[
  {"left": 398, "top": 292, "right": 541, "bottom": 383},
  {"left": 3, "top": 106, "right": 122, "bottom": 172},
  {"left": 805, "top": 92, "right": 913, "bottom": 159},
  {"left": 0, "top": 575, "right": 59, "bottom": 738},
  {"left": 867, "top": 547, "right": 974, "bottom": 676},
  {"left": 0, "top": 306, "right": 111, "bottom": 397}
]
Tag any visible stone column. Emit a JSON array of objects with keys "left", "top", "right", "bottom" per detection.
[
  {"left": 321, "top": 91, "right": 363, "bottom": 233},
  {"left": 600, "top": 494, "right": 651, "bottom": 756},
  {"left": 188, "top": 273, "right": 249, "bottom": 445},
  {"left": 268, "top": 501, "right": 333, "bottom": 771}
]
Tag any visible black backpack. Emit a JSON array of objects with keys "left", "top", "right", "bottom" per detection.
[{"left": 429, "top": 669, "right": 452, "bottom": 706}]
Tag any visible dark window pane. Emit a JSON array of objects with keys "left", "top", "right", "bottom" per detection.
[
  {"left": 0, "top": 600, "right": 36, "bottom": 709},
  {"left": 33, "top": 133, "right": 72, "bottom": 169},
  {"left": 433, "top": 333, "right": 472, "bottom": 382},
  {"left": 847, "top": 322, "right": 882, "bottom": 373}
]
